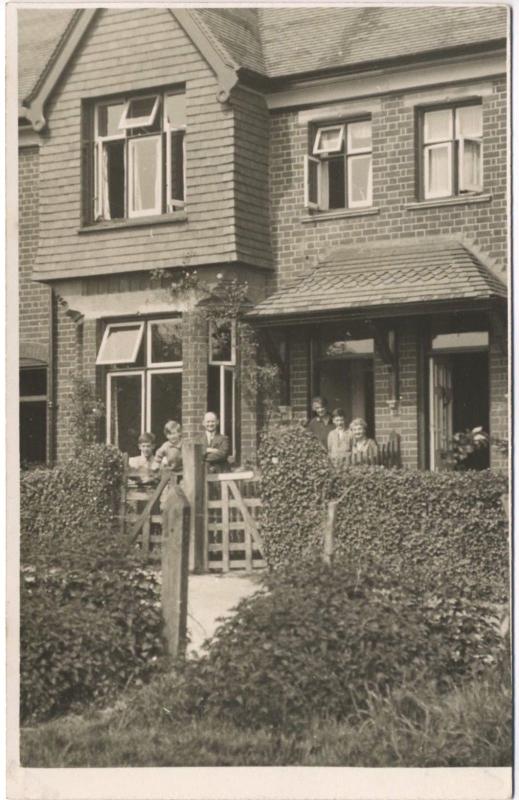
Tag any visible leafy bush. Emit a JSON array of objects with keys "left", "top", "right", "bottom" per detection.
[
  {"left": 20, "top": 445, "right": 166, "bottom": 722},
  {"left": 158, "top": 557, "right": 505, "bottom": 731},
  {"left": 20, "top": 444, "right": 124, "bottom": 558},
  {"left": 333, "top": 467, "right": 509, "bottom": 602},
  {"left": 257, "top": 426, "right": 336, "bottom": 568}
]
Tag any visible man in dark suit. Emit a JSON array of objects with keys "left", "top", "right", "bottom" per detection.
[{"left": 200, "top": 411, "right": 230, "bottom": 473}]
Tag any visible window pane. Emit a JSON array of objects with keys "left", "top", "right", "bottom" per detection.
[
  {"left": 20, "top": 368, "right": 47, "bottom": 397},
  {"left": 425, "top": 144, "right": 451, "bottom": 197},
  {"left": 207, "top": 365, "right": 221, "bottom": 418},
  {"left": 224, "top": 368, "right": 235, "bottom": 453},
  {"left": 432, "top": 332, "right": 489, "bottom": 351},
  {"left": 460, "top": 139, "right": 482, "bottom": 191},
  {"left": 127, "top": 96, "right": 157, "bottom": 121},
  {"left": 456, "top": 105, "right": 482, "bottom": 139},
  {"left": 170, "top": 131, "right": 185, "bottom": 203},
  {"left": 306, "top": 156, "right": 319, "bottom": 207},
  {"left": 327, "top": 156, "right": 345, "bottom": 209},
  {"left": 210, "top": 322, "right": 233, "bottom": 363},
  {"left": 20, "top": 401, "right": 46, "bottom": 465},
  {"left": 349, "top": 154, "right": 372, "bottom": 205},
  {"left": 129, "top": 136, "right": 161, "bottom": 214},
  {"left": 97, "top": 324, "right": 144, "bottom": 364},
  {"left": 150, "top": 319, "right": 182, "bottom": 363},
  {"left": 104, "top": 140, "right": 125, "bottom": 219},
  {"left": 348, "top": 120, "right": 371, "bottom": 152},
  {"left": 97, "top": 102, "right": 125, "bottom": 137},
  {"left": 314, "top": 126, "right": 343, "bottom": 153},
  {"left": 322, "top": 338, "right": 374, "bottom": 358},
  {"left": 423, "top": 109, "right": 452, "bottom": 143},
  {"left": 109, "top": 374, "right": 142, "bottom": 455},
  {"left": 165, "top": 93, "right": 186, "bottom": 128},
  {"left": 149, "top": 372, "right": 182, "bottom": 445}
]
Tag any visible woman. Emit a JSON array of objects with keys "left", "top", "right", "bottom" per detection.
[
  {"left": 327, "top": 408, "right": 352, "bottom": 468},
  {"left": 349, "top": 418, "right": 378, "bottom": 464}
]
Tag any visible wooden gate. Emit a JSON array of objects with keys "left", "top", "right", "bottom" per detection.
[{"left": 206, "top": 471, "right": 265, "bottom": 572}]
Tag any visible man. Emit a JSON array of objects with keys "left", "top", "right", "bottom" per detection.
[
  {"left": 306, "top": 396, "right": 335, "bottom": 450},
  {"left": 200, "top": 411, "right": 230, "bottom": 473}
]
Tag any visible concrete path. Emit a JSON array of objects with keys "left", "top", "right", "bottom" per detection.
[{"left": 186, "top": 571, "right": 264, "bottom": 656}]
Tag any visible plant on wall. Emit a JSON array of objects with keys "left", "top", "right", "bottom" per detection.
[
  {"left": 68, "top": 377, "right": 105, "bottom": 454},
  {"left": 150, "top": 269, "right": 281, "bottom": 430}
]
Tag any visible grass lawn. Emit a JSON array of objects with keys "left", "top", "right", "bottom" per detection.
[{"left": 21, "top": 666, "right": 511, "bottom": 768}]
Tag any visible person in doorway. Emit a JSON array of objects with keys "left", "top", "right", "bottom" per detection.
[
  {"left": 349, "top": 418, "right": 378, "bottom": 464},
  {"left": 200, "top": 412, "right": 230, "bottom": 473},
  {"left": 327, "top": 408, "right": 353, "bottom": 469},
  {"left": 306, "top": 396, "right": 335, "bottom": 450},
  {"left": 154, "top": 420, "right": 183, "bottom": 471},
  {"left": 128, "top": 432, "right": 159, "bottom": 484}
]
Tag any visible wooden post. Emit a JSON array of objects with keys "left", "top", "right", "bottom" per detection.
[
  {"left": 161, "top": 485, "right": 190, "bottom": 659},
  {"left": 323, "top": 500, "right": 338, "bottom": 566},
  {"left": 182, "top": 442, "right": 206, "bottom": 573}
]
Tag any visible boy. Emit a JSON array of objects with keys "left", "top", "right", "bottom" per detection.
[
  {"left": 128, "top": 432, "right": 158, "bottom": 484},
  {"left": 154, "top": 420, "right": 183, "bottom": 471}
]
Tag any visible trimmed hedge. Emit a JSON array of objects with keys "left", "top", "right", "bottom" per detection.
[
  {"left": 257, "top": 425, "right": 335, "bottom": 567},
  {"left": 257, "top": 427, "right": 509, "bottom": 602},
  {"left": 20, "top": 444, "right": 124, "bottom": 557},
  {"left": 160, "top": 556, "right": 506, "bottom": 730},
  {"left": 333, "top": 467, "right": 509, "bottom": 603},
  {"left": 20, "top": 445, "right": 166, "bottom": 722}
]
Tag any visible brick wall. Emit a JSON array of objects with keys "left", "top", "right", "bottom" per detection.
[
  {"left": 182, "top": 310, "right": 209, "bottom": 442},
  {"left": 19, "top": 145, "right": 49, "bottom": 358},
  {"left": 54, "top": 307, "right": 81, "bottom": 462},
  {"left": 269, "top": 77, "right": 507, "bottom": 291},
  {"left": 489, "top": 323, "right": 508, "bottom": 472}
]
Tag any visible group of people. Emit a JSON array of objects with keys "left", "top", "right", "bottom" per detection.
[
  {"left": 307, "top": 396, "right": 377, "bottom": 468},
  {"left": 128, "top": 411, "right": 230, "bottom": 483}
]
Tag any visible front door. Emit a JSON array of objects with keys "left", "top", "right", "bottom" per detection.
[{"left": 318, "top": 357, "right": 375, "bottom": 436}]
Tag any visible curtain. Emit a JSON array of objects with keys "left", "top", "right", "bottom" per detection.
[{"left": 101, "top": 144, "right": 111, "bottom": 221}]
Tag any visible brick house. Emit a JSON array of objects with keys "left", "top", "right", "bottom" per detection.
[{"left": 18, "top": 6, "right": 509, "bottom": 471}]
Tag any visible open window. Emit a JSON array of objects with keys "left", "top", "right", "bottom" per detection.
[
  {"left": 87, "top": 87, "right": 186, "bottom": 224},
  {"left": 421, "top": 102, "right": 482, "bottom": 200},
  {"left": 96, "top": 322, "right": 145, "bottom": 365},
  {"left": 305, "top": 118, "right": 372, "bottom": 211}
]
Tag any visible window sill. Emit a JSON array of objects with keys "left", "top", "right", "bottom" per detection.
[
  {"left": 78, "top": 212, "right": 187, "bottom": 233},
  {"left": 406, "top": 194, "right": 492, "bottom": 211},
  {"left": 301, "top": 207, "right": 380, "bottom": 224}
]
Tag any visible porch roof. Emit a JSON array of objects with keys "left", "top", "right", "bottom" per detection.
[{"left": 246, "top": 240, "right": 507, "bottom": 323}]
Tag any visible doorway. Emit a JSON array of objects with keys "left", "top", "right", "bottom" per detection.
[
  {"left": 429, "top": 350, "right": 489, "bottom": 470},
  {"left": 318, "top": 357, "right": 375, "bottom": 436}
]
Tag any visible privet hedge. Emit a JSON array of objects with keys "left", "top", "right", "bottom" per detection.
[
  {"left": 20, "top": 444, "right": 124, "bottom": 555},
  {"left": 20, "top": 445, "right": 166, "bottom": 722},
  {"left": 161, "top": 556, "right": 506, "bottom": 730},
  {"left": 258, "top": 428, "right": 509, "bottom": 602},
  {"left": 257, "top": 426, "right": 335, "bottom": 567}
]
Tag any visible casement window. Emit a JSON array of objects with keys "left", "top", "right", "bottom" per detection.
[
  {"left": 20, "top": 367, "right": 47, "bottom": 465},
  {"left": 421, "top": 103, "right": 483, "bottom": 200},
  {"left": 304, "top": 119, "right": 372, "bottom": 211},
  {"left": 84, "top": 88, "right": 186, "bottom": 223},
  {"left": 207, "top": 321, "right": 236, "bottom": 457},
  {"left": 98, "top": 317, "right": 183, "bottom": 456}
]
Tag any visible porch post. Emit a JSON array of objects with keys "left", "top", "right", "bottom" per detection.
[{"left": 182, "top": 441, "right": 207, "bottom": 573}]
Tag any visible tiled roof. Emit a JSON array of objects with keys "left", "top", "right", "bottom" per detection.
[
  {"left": 17, "top": 5, "right": 508, "bottom": 104},
  {"left": 18, "top": 9, "right": 76, "bottom": 104},
  {"left": 254, "top": 6, "right": 508, "bottom": 78},
  {"left": 246, "top": 241, "right": 507, "bottom": 321}
]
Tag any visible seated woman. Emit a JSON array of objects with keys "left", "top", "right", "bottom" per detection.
[
  {"left": 327, "top": 408, "right": 352, "bottom": 469},
  {"left": 349, "top": 418, "right": 378, "bottom": 464}
]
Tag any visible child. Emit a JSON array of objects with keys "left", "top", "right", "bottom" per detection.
[
  {"left": 128, "top": 432, "right": 158, "bottom": 484},
  {"left": 327, "top": 408, "right": 352, "bottom": 469},
  {"left": 154, "top": 420, "right": 183, "bottom": 471}
]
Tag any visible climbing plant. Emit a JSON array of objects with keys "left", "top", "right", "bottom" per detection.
[{"left": 68, "top": 377, "right": 105, "bottom": 454}]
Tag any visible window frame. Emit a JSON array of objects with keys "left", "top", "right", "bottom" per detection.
[
  {"left": 419, "top": 101, "right": 483, "bottom": 201},
  {"left": 305, "top": 117, "right": 373, "bottom": 212},
  {"left": 146, "top": 317, "right": 183, "bottom": 367},
  {"left": 86, "top": 86, "right": 186, "bottom": 225},
  {"left": 208, "top": 320, "right": 237, "bottom": 366},
  {"left": 96, "top": 321, "right": 145, "bottom": 366}
]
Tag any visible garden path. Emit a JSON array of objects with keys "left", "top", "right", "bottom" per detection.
[{"left": 186, "top": 572, "right": 264, "bottom": 655}]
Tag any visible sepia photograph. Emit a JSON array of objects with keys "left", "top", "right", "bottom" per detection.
[{"left": 8, "top": 0, "right": 512, "bottom": 794}]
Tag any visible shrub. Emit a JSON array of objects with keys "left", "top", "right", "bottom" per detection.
[
  {"left": 257, "top": 426, "right": 336, "bottom": 568},
  {"left": 20, "top": 444, "right": 166, "bottom": 722},
  {"left": 20, "top": 444, "right": 124, "bottom": 561},
  {"left": 158, "top": 557, "right": 505, "bottom": 731},
  {"left": 333, "top": 467, "right": 509, "bottom": 602}
]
